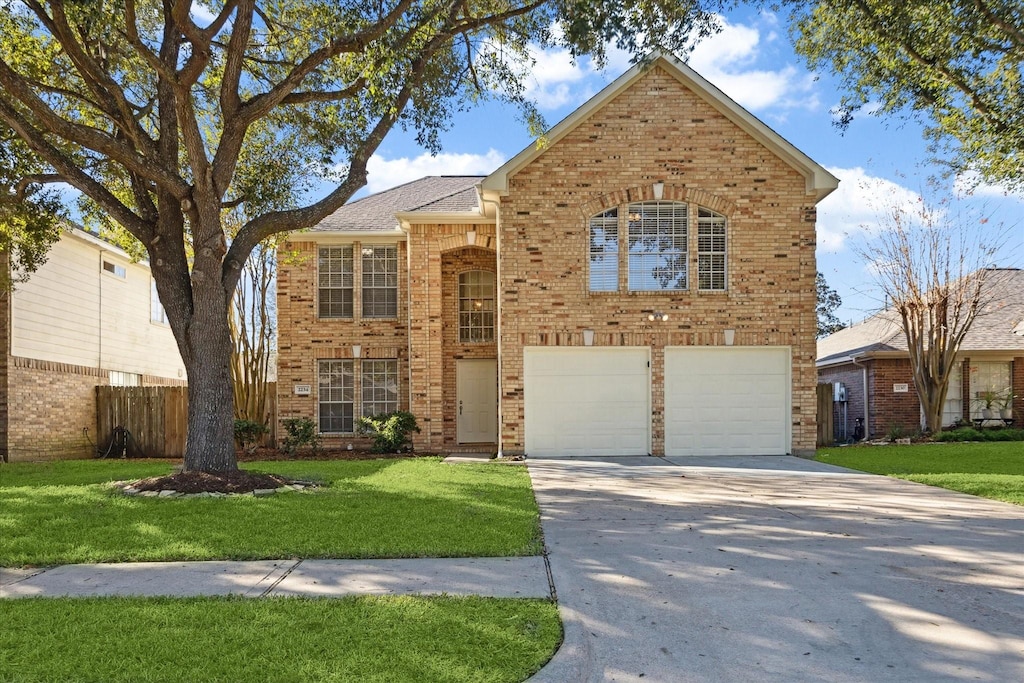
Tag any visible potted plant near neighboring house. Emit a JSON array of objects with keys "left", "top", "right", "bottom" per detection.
[
  {"left": 976, "top": 391, "right": 999, "bottom": 420},
  {"left": 999, "top": 389, "right": 1016, "bottom": 420}
]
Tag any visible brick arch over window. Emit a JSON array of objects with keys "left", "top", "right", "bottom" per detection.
[
  {"left": 579, "top": 184, "right": 737, "bottom": 219},
  {"left": 438, "top": 232, "right": 497, "bottom": 253}
]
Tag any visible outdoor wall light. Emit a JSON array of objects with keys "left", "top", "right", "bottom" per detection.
[
  {"left": 647, "top": 311, "right": 669, "bottom": 322},
  {"left": 724, "top": 329, "right": 736, "bottom": 346},
  {"left": 352, "top": 344, "right": 362, "bottom": 358},
  {"left": 583, "top": 329, "right": 595, "bottom": 346}
]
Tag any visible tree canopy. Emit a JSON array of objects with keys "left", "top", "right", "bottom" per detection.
[
  {"left": 815, "top": 271, "right": 844, "bottom": 338},
  {"left": 0, "top": 0, "right": 720, "bottom": 472},
  {"left": 791, "top": 0, "right": 1023, "bottom": 189}
]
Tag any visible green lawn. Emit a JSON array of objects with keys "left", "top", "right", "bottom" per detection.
[
  {"left": 816, "top": 442, "right": 1024, "bottom": 505},
  {"left": 0, "top": 458, "right": 542, "bottom": 567},
  {"left": 0, "top": 595, "right": 561, "bottom": 683}
]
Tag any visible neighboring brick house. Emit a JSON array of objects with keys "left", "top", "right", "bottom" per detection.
[
  {"left": 817, "top": 269, "right": 1024, "bottom": 441},
  {"left": 277, "top": 54, "right": 838, "bottom": 457},
  {"left": 0, "top": 226, "right": 186, "bottom": 461}
]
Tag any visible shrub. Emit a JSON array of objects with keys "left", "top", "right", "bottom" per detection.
[
  {"left": 281, "top": 417, "right": 321, "bottom": 455},
  {"left": 886, "top": 424, "right": 906, "bottom": 443},
  {"left": 935, "top": 427, "right": 1024, "bottom": 442},
  {"left": 234, "top": 419, "right": 269, "bottom": 450},
  {"left": 356, "top": 411, "right": 420, "bottom": 453}
]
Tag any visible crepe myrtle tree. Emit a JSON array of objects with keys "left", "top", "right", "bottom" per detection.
[
  {"left": 0, "top": 0, "right": 720, "bottom": 472},
  {"left": 855, "top": 196, "right": 1008, "bottom": 434}
]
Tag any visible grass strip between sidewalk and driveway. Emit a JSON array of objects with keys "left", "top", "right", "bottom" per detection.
[
  {"left": 816, "top": 442, "right": 1024, "bottom": 505},
  {"left": 0, "top": 458, "right": 542, "bottom": 567},
  {"left": 0, "top": 595, "right": 561, "bottom": 683}
]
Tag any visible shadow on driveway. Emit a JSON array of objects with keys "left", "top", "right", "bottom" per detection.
[{"left": 528, "top": 456, "right": 1024, "bottom": 682}]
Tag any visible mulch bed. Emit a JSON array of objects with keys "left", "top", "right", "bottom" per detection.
[{"left": 132, "top": 469, "right": 292, "bottom": 495}]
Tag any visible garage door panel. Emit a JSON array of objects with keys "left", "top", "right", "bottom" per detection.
[
  {"left": 524, "top": 348, "right": 649, "bottom": 457},
  {"left": 665, "top": 347, "right": 790, "bottom": 456}
]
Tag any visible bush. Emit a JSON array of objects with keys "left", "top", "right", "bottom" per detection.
[
  {"left": 234, "top": 419, "right": 269, "bottom": 450},
  {"left": 356, "top": 411, "right": 420, "bottom": 453},
  {"left": 935, "top": 427, "right": 1024, "bottom": 442},
  {"left": 281, "top": 417, "right": 321, "bottom": 455}
]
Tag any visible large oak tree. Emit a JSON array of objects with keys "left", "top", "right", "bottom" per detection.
[
  {"left": 791, "top": 0, "right": 1023, "bottom": 189},
  {"left": 0, "top": 0, "right": 718, "bottom": 472}
]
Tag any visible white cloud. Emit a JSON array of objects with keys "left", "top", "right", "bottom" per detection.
[
  {"left": 365, "top": 149, "right": 506, "bottom": 193},
  {"left": 686, "top": 17, "right": 818, "bottom": 112},
  {"left": 517, "top": 14, "right": 818, "bottom": 115},
  {"left": 816, "top": 167, "right": 922, "bottom": 252},
  {"left": 953, "top": 171, "right": 1024, "bottom": 202}
]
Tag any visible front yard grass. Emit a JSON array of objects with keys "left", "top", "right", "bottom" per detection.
[
  {"left": 0, "top": 595, "right": 561, "bottom": 683},
  {"left": 0, "top": 458, "right": 542, "bottom": 567},
  {"left": 816, "top": 442, "right": 1024, "bottom": 505}
]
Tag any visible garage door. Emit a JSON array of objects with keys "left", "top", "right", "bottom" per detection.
[
  {"left": 665, "top": 347, "right": 790, "bottom": 456},
  {"left": 524, "top": 347, "right": 650, "bottom": 457}
]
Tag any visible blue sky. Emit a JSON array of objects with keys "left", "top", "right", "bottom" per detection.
[{"left": 352, "top": 8, "right": 1023, "bottom": 326}]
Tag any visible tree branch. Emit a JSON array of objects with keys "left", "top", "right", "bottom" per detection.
[{"left": 0, "top": 98, "right": 153, "bottom": 241}]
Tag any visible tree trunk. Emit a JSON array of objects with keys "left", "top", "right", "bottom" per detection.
[{"left": 182, "top": 289, "right": 238, "bottom": 472}]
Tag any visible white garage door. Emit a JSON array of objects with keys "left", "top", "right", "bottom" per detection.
[
  {"left": 665, "top": 347, "right": 790, "bottom": 456},
  {"left": 524, "top": 347, "right": 650, "bottom": 457}
]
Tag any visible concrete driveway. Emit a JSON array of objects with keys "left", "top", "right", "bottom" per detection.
[{"left": 527, "top": 456, "right": 1024, "bottom": 682}]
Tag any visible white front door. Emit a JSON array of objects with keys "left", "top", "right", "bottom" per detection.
[{"left": 457, "top": 359, "right": 498, "bottom": 443}]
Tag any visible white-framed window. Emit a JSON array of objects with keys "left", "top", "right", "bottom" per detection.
[
  {"left": 102, "top": 260, "right": 126, "bottom": 279},
  {"left": 969, "top": 361, "right": 1012, "bottom": 418},
  {"left": 361, "top": 360, "right": 399, "bottom": 417},
  {"left": 627, "top": 201, "right": 688, "bottom": 291},
  {"left": 588, "top": 209, "right": 619, "bottom": 292},
  {"left": 318, "top": 359, "right": 354, "bottom": 433},
  {"left": 941, "top": 366, "right": 963, "bottom": 427},
  {"left": 318, "top": 246, "right": 354, "bottom": 318},
  {"left": 697, "top": 208, "right": 727, "bottom": 290},
  {"left": 361, "top": 245, "right": 398, "bottom": 318},
  {"left": 109, "top": 371, "right": 141, "bottom": 386},
  {"left": 459, "top": 270, "right": 495, "bottom": 343},
  {"left": 151, "top": 278, "right": 168, "bottom": 325}
]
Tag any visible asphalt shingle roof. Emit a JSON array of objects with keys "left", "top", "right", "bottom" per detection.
[
  {"left": 310, "top": 176, "right": 484, "bottom": 233},
  {"left": 817, "top": 269, "right": 1024, "bottom": 364}
]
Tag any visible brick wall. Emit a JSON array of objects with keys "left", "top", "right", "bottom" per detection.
[
  {"left": 496, "top": 66, "right": 820, "bottom": 455},
  {"left": 0, "top": 252, "right": 8, "bottom": 461},
  {"left": 867, "top": 358, "right": 921, "bottom": 438},
  {"left": 1013, "top": 357, "right": 1024, "bottom": 420},
  {"left": 276, "top": 239, "right": 410, "bottom": 450},
  {"left": 5, "top": 357, "right": 105, "bottom": 461},
  {"left": 818, "top": 364, "right": 866, "bottom": 442}
]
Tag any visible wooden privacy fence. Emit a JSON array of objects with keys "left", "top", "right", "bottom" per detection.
[
  {"left": 816, "top": 383, "right": 835, "bottom": 447},
  {"left": 96, "top": 384, "right": 277, "bottom": 458},
  {"left": 96, "top": 386, "right": 188, "bottom": 458}
]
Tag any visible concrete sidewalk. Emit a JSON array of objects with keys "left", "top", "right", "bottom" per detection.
[{"left": 0, "top": 556, "right": 551, "bottom": 599}]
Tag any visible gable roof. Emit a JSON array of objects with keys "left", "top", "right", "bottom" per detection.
[
  {"left": 480, "top": 52, "right": 839, "bottom": 202},
  {"left": 310, "top": 176, "right": 483, "bottom": 233},
  {"left": 817, "top": 269, "right": 1024, "bottom": 366}
]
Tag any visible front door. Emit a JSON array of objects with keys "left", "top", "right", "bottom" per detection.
[{"left": 457, "top": 359, "right": 498, "bottom": 443}]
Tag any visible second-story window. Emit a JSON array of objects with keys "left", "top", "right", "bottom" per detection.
[
  {"left": 459, "top": 270, "right": 495, "bottom": 342},
  {"left": 589, "top": 208, "right": 619, "bottom": 292},
  {"left": 627, "top": 201, "right": 688, "bottom": 291},
  {"left": 318, "top": 246, "right": 353, "bottom": 318},
  {"left": 362, "top": 245, "right": 398, "bottom": 318},
  {"left": 697, "top": 208, "right": 727, "bottom": 290}
]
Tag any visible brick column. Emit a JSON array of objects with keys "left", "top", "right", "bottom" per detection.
[{"left": 407, "top": 227, "right": 444, "bottom": 450}]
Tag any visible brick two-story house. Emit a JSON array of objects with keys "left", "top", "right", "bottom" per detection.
[{"left": 277, "top": 53, "right": 838, "bottom": 458}]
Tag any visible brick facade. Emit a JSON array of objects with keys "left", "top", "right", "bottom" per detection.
[
  {"left": 276, "top": 64, "right": 829, "bottom": 457},
  {"left": 276, "top": 239, "right": 411, "bottom": 450},
  {"left": 495, "top": 66, "right": 819, "bottom": 455},
  {"left": 867, "top": 358, "right": 922, "bottom": 438}
]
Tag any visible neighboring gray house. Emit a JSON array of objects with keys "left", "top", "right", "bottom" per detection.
[{"left": 817, "top": 268, "right": 1024, "bottom": 440}]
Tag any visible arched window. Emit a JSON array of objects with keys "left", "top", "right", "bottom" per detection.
[
  {"left": 459, "top": 270, "right": 495, "bottom": 342},
  {"left": 588, "top": 200, "right": 727, "bottom": 292}
]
